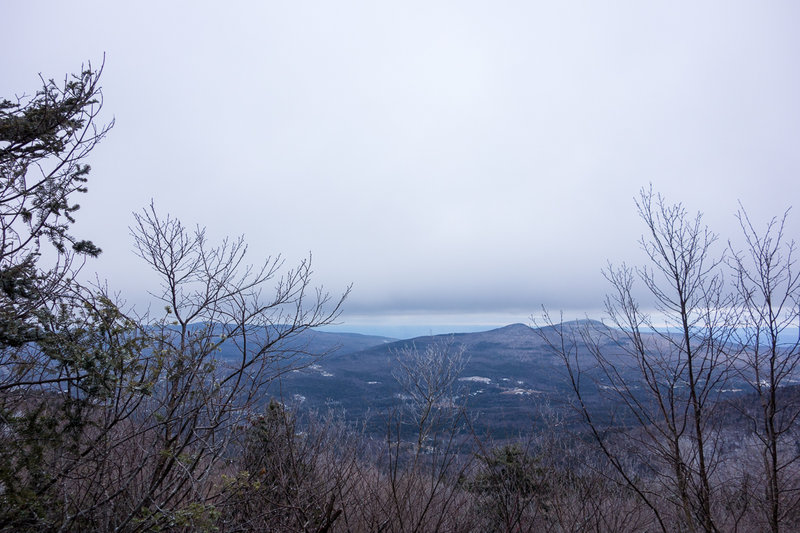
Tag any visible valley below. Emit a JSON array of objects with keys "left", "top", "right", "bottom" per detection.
[{"left": 241, "top": 321, "right": 759, "bottom": 438}]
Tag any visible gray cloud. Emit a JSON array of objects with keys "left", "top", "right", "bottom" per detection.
[{"left": 4, "top": 1, "right": 799, "bottom": 329}]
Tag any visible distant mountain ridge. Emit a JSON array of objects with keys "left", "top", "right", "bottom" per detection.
[
  {"left": 277, "top": 320, "right": 632, "bottom": 435},
  {"left": 252, "top": 320, "right": 755, "bottom": 436}
]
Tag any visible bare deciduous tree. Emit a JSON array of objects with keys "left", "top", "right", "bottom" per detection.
[
  {"left": 392, "top": 338, "right": 468, "bottom": 453},
  {"left": 355, "top": 338, "right": 474, "bottom": 533},
  {"left": 79, "top": 204, "right": 350, "bottom": 531},
  {"left": 729, "top": 206, "right": 800, "bottom": 532},
  {"left": 537, "top": 188, "right": 737, "bottom": 533}
]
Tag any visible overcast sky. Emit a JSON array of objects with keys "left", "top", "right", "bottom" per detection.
[{"left": 4, "top": 2, "right": 800, "bottom": 335}]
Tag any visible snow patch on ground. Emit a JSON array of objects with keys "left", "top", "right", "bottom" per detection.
[
  {"left": 501, "top": 388, "right": 542, "bottom": 396},
  {"left": 459, "top": 376, "right": 492, "bottom": 384},
  {"left": 308, "top": 364, "right": 333, "bottom": 377}
]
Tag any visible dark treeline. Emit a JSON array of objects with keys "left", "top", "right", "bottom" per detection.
[{"left": 2, "top": 65, "right": 799, "bottom": 532}]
